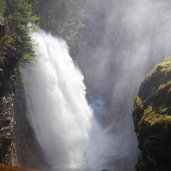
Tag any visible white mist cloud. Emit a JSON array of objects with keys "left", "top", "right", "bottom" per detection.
[{"left": 78, "top": 0, "right": 171, "bottom": 170}]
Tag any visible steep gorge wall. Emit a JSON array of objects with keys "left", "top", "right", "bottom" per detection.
[
  {"left": 0, "top": 24, "right": 19, "bottom": 164},
  {"left": 0, "top": 0, "right": 47, "bottom": 168},
  {"left": 0, "top": 43, "right": 16, "bottom": 165}
]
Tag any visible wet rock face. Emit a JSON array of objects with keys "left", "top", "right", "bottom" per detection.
[
  {"left": 0, "top": 95, "right": 16, "bottom": 164},
  {"left": 132, "top": 57, "right": 171, "bottom": 171},
  {"left": 132, "top": 57, "right": 171, "bottom": 170},
  {"left": 0, "top": 21, "right": 17, "bottom": 164}
]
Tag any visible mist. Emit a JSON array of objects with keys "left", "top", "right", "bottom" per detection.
[
  {"left": 78, "top": 0, "right": 171, "bottom": 95},
  {"left": 77, "top": 0, "right": 171, "bottom": 170}
]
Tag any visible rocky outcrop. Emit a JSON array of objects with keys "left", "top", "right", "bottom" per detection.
[
  {"left": 133, "top": 57, "right": 171, "bottom": 171},
  {"left": 0, "top": 23, "right": 17, "bottom": 164},
  {"left": 0, "top": 23, "right": 48, "bottom": 169},
  {"left": 0, "top": 95, "right": 16, "bottom": 165}
]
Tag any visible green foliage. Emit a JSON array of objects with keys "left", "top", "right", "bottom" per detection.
[
  {"left": 35, "top": 0, "right": 85, "bottom": 58},
  {"left": 59, "top": 0, "right": 85, "bottom": 41},
  {"left": 0, "top": 0, "right": 38, "bottom": 93},
  {"left": 0, "top": 0, "right": 6, "bottom": 17},
  {"left": 1, "top": 0, "right": 38, "bottom": 63},
  {"left": 139, "top": 105, "right": 171, "bottom": 128},
  {"left": 158, "top": 105, "right": 171, "bottom": 115},
  {"left": 0, "top": 0, "right": 84, "bottom": 62}
]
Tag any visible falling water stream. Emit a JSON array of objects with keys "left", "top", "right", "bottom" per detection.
[{"left": 20, "top": 30, "right": 116, "bottom": 171}]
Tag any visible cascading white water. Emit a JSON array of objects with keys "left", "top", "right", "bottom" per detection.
[{"left": 20, "top": 30, "right": 115, "bottom": 171}]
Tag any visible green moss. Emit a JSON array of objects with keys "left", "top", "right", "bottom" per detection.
[
  {"left": 139, "top": 105, "right": 171, "bottom": 128},
  {"left": 157, "top": 80, "right": 171, "bottom": 93},
  {"left": 139, "top": 106, "right": 156, "bottom": 126},
  {"left": 158, "top": 105, "right": 171, "bottom": 115},
  {"left": 137, "top": 56, "right": 171, "bottom": 129},
  {"left": 158, "top": 56, "right": 171, "bottom": 68},
  {"left": 135, "top": 96, "right": 144, "bottom": 110},
  {"left": 142, "top": 57, "right": 171, "bottom": 84}
]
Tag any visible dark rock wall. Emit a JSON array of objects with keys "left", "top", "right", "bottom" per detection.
[
  {"left": 0, "top": 95, "right": 16, "bottom": 165},
  {"left": 0, "top": 31, "right": 17, "bottom": 165},
  {"left": 0, "top": 21, "right": 48, "bottom": 169}
]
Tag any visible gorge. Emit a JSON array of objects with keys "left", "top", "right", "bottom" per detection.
[
  {"left": 20, "top": 30, "right": 120, "bottom": 171},
  {"left": 1, "top": 0, "right": 171, "bottom": 171}
]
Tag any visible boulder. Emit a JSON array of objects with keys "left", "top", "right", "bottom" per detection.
[{"left": 132, "top": 57, "right": 171, "bottom": 171}]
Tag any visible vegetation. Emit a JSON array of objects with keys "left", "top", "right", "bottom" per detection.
[
  {"left": 158, "top": 105, "right": 171, "bottom": 115},
  {"left": 135, "top": 57, "right": 171, "bottom": 130},
  {"left": 0, "top": 0, "right": 39, "bottom": 95},
  {"left": 0, "top": 0, "right": 38, "bottom": 63},
  {"left": 0, "top": 0, "right": 84, "bottom": 60},
  {"left": 0, "top": 1, "right": 39, "bottom": 165},
  {"left": 134, "top": 96, "right": 144, "bottom": 110},
  {"left": 0, "top": 0, "right": 6, "bottom": 17},
  {"left": 139, "top": 105, "right": 171, "bottom": 127},
  {"left": 0, "top": 0, "right": 85, "bottom": 90},
  {"left": 33, "top": 0, "right": 85, "bottom": 58}
]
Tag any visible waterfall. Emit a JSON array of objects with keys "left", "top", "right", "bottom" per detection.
[{"left": 20, "top": 30, "right": 116, "bottom": 171}]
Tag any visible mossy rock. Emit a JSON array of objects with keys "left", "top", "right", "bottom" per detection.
[{"left": 133, "top": 57, "right": 171, "bottom": 171}]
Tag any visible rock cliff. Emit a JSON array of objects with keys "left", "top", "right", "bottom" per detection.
[{"left": 133, "top": 57, "right": 171, "bottom": 171}]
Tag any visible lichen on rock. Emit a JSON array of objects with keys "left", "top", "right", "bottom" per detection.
[{"left": 133, "top": 57, "right": 171, "bottom": 171}]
